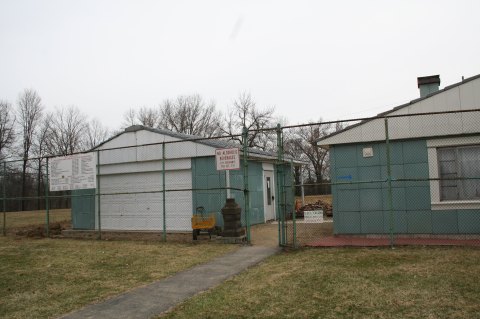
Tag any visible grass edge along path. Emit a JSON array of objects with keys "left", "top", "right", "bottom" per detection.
[
  {"left": 0, "top": 237, "right": 237, "bottom": 319},
  {"left": 160, "top": 247, "right": 480, "bottom": 319}
]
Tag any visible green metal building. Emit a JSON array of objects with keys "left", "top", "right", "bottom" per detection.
[
  {"left": 72, "top": 126, "right": 295, "bottom": 231},
  {"left": 318, "top": 74, "right": 480, "bottom": 236}
]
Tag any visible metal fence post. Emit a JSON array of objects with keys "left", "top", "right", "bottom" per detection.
[
  {"left": 291, "top": 159, "right": 297, "bottom": 248},
  {"left": 242, "top": 127, "right": 251, "bottom": 244},
  {"left": 276, "top": 124, "right": 285, "bottom": 246},
  {"left": 162, "top": 143, "right": 167, "bottom": 242},
  {"left": 38, "top": 158, "right": 41, "bottom": 210},
  {"left": 96, "top": 151, "right": 101, "bottom": 240},
  {"left": 45, "top": 157, "right": 50, "bottom": 237},
  {"left": 384, "top": 117, "right": 395, "bottom": 247},
  {"left": 2, "top": 162, "right": 6, "bottom": 236}
]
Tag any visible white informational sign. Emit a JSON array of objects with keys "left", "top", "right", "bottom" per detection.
[
  {"left": 215, "top": 148, "right": 240, "bottom": 171},
  {"left": 49, "top": 153, "right": 97, "bottom": 191},
  {"left": 304, "top": 210, "right": 324, "bottom": 223}
]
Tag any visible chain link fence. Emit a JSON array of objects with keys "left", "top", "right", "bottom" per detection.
[
  {"left": 1, "top": 110, "right": 479, "bottom": 247},
  {"left": 281, "top": 109, "right": 480, "bottom": 247}
]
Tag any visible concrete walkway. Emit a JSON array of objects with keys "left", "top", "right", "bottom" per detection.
[{"left": 60, "top": 245, "right": 279, "bottom": 319}]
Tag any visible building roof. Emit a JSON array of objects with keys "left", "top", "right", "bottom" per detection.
[
  {"left": 317, "top": 73, "right": 480, "bottom": 147},
  {"left": 94, "top": 125, "right": 303, "bottom": 164}
]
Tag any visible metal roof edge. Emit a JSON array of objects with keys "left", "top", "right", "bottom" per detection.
[
  {"left": 91, "top": 125, "right": 298, "bottom": 163},
  {"left": 317, "top": 73, "right": 480, "bottom": 145}
]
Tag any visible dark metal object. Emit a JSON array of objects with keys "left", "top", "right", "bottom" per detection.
[{"left": 221, "top": 198, "right": 245, "bottom": 237}]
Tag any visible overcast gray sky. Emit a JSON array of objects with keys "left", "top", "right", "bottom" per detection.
[{"left": 1, "top": 0, "right": 479, "bottom": 130}]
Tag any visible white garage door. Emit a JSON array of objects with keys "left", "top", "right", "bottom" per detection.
[{"left": 99, "top": 170, "right": 193, "bottom": 231}]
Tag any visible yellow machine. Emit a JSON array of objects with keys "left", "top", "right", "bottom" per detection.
[{"left": 191, "top": 206, "right": 216, "bottom": 240}]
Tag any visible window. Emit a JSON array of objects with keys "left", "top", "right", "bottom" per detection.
[
  {"left": 438, "top": 146, "right": 480, "bottom": 201},
  {"left": 427, "top": 136, "right": 480, "bottom": 210}
]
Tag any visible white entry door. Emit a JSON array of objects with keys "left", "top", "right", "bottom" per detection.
[{"left": 264, "top": 170, "right": 275, "bottom": 221}]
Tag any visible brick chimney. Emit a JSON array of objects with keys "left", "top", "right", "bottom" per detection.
[{"left": 417, "top": 75, "right": 440, "bottom": 98}]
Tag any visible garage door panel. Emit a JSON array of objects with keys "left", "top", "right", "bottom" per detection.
[{"left": 99, "top": 171, "right": 192, "bottom": 231}]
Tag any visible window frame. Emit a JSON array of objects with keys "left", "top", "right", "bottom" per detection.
[{"left": 427, "top": 136, "right": 480, "bottom": 210}]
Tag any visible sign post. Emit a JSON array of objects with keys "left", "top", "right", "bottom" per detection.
[{"left": 215, "top": 148, "right": 240, "bottom": 198}]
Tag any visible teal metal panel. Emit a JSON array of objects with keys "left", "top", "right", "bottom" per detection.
[
  {"left": 407, "top": 210, "right": 432, "bottom": 233},
  {"left": 207, "top": 175, "right": 222, "bottom": 188},
  {"left": 337, "top": 189, "right": 359, "bottom": 211},
  {"left": 71, "top": 189, "right": 96, "bottom": 230},
  {"left": 431, "top": 211, "right": 459, "bottom": 234},
  {"left": 402, "top": 140, "right": 428, "bottom": 164},
  {"left": 361, "top": 210, "right": 384, "bottom": 233},
  {"left": 383, "top": 210, "right": 408, "bottom": 233},
  {"left": 191, "top": 157, "right": 267, "bottom": 228},
  {"left": 191, "top": 157, "right": 227, "bottom": 228},
  {"left": 359, "top": 188, "right": 383, "bottom": 211},
  {"left": 382, "top": 188, "right": 406, "bottom": 210},
  {"left": 405, "top": 186, "right": 431, "bottom": 210},
  {"left": 246, "top": 161, "right": 265, "bottom": 225},
  {"left": 334, "top": 144, "right": 357, "bottom": 168},
  {"left": 331, "top": 138, "right": 479, "bottom": 235},
  {"left": 358, "top": 166, "right": 382, "bottom": 189},
  {"left": 381, "top": 164, "right": 405, "bottom": 187},
  {"left": 335, "top": 167, "right": 358, "bottom": 190},
  {"left": 458, "top": 211, "right": 480, "bottom": 233},
  {"left": 404, "top": 162, "right": 429, "bottom": 187},
  {"left": 336, "top": 211, "right": 361, "bottom": 233},
  {"left": 379, "top": 142, "right": 404, "bottom": 165}
]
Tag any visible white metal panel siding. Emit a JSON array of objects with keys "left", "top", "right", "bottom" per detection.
[
  {"left": 164, "top": 141, "right": 215, "bottom": 159},
  {"left": 99, "top": 133, "right": 137, "bottom": 149},
  {"left": 100, "top": 159, "right": 191, "bottom": 175},
  {"left": 319, "top": 77, "right": 480, "bottom": 146},
  {"left": 459, "top": 80, "right": 480, "bottom": 108},
  {"left": 99, "top": 170, "right": 193, "bottom": 231},
  {"left": 97, "top": 130, "right": 216, "bottom": 163}
]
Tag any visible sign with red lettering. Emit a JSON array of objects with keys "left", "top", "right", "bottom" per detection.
[{"left": 215, "top": 148, "right": 240, "bottom": 170}]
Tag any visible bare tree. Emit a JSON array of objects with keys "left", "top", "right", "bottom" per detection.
[
  {"left": 122, "top": 108, "right": 138, "bottom": 127},
  {"left": 85, "top": 118, "right": 110, "bottom": 149},
  {"left": 35, "top": 113, "right": 52, "bottom": 158},
  {"left": 0, "top": 100, "right": 16, "bottom": 160},
  {"left": 159, "top": 94, "right": 222, "bottom": 137},
  {"left": 222, "top": 92, "right": 276, "bottom": 150},
  {"left": 137, "top": 106, "right": 161, "bottom": 128},
  {"left": 17, "top": 89, "right": 43, "bottom": 210},
  {"left": 45, "top": 106, "right": 88, "bottom": 156},
  {"left": 31, "top": 113, "right": 52, "bottom": 210},
  {"left": 121, "top": 106, "right": 161, "bottom": 128},
  {"left": 284, "top": 120, "right": 346, "bottom": 195}
]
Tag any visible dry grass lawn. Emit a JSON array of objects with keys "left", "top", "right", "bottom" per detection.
[
  {"left": 0, "top": 237, "right": 237, "bottom": 319},
  {"left": 161, "top": 247, "right": 480, "bottom": 319},
  {"left": 1, "top": 209, "right": 71, "bottom": 231}
]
